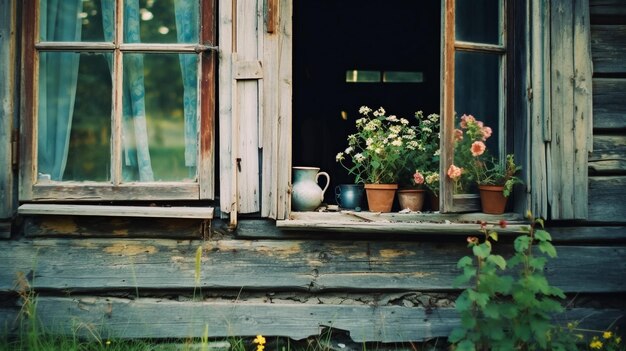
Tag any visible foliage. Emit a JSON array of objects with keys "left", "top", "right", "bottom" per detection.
[
  {"left": 448, "top": 114, "right": 522, "bottom": 197},
  {"left": 450, "top": 211, "right": 573, "bottom": 351},
  {"left": 336, "top": 106, "right": 439, "bottom": 184},
  {"left": 423, "top": 170, "right": 440, "bottom": 196}
]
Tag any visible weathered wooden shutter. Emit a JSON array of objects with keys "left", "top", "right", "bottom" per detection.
[
  {"left": 0, "top": 0, "right": 16, "bottom": 237},
  {"left": 218, "top": 0, "right": 292, "bottom": 222},
  {"left": 528, "top": 0, "right": 593, "bottom": 220}
]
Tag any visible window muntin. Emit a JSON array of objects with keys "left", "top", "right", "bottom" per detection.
[{"left": 25, "top": 0, "right": 214, "bottom": 201}]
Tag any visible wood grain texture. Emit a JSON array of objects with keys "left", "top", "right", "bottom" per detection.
[
  {"left": 218, "top": 0, "right": 234, "bottom": 215},
  {"left": 23, "top": 216, "right": 204, "bottom": 239},
  {"left": 1, "top": 297, "right": 623, "bottom": 342},
  {"left": 0, "top": 0, "right": 15, "bottom": 220},
  {"left": 591, "top": 25, "right": 626, "bottom": 73},
  {"left": 589, "top": 135, "right": 626, "bottom": 173},
  {"left": 1, "top": 238, "right": 624, "bottom": 293},
  {"left": 590, "top": 0, "right": 626, "bottom": 17},
  {"left": 18, "top": 204, "right": 213, "bottom": 219},
  {"left": 588, "top": 176, "right": 626, "bottom": 222},
  {"left": 593, "top": 78, "right": 626, "bottom": 130}
]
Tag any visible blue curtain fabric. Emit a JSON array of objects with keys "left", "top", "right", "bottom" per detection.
[
  {"left": 174, "top": 0, "right": 199, "bottom": 168},
  {"left": 38, "top": 0, "right": 82, "bottom": 180}
]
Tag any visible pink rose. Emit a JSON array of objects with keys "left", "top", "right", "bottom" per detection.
[
  {"left": 413, "top": 171, "right": 425, "bottom": 185},
  {"left": 471, "top": 141, "right": 486, "bottom": 157},
  {"left": 481, "top": 126, "right": 492, "bottom": 140},
  {"left": 454, "top": 129, "right": 463, "bottom": 141},
  {"left": 447, "top": 164, "right": 463, "bottom": 180},
  {"left": 459, "top": 114, "right": 475, "bottom": 129}
]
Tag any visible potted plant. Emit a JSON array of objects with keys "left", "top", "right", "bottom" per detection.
[
  {"left": 423, "top": 170, "right": 440, "bottom": 211},
  {"left": 397, "top": 170, "right": 426, "bottom": 212},
  {"left": 336, "top": 106, "right": 419, "bottom": 212},
  {"left": 447, "top": 114, "right": 523, "bottom": 214}
]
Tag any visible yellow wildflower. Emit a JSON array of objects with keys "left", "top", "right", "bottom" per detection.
[
  {"left": 603, "top": 331, "right": 613, "bottom": 339},
  {"left": 616, "top": 336, "right": 622, "bottom": 344},
  {"left": 253, "top": 335, "right": 266, "bottom": 345},
  {"left": 590, "top": 339, "right": 603, "bottom": 350}
]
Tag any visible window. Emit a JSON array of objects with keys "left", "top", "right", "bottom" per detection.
[
  {"left": 441, "top": 0, "right": 508, "bottom": 213},
  {"left": 287, "top": 0, "right": 522, "bottom": 226},
  {"left": 21, "top": 0, "right": 215, "bottom": 201}
]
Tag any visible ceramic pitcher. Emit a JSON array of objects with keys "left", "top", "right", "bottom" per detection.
[{"left": 291, "top": 167, "right": 330, "bottom": 211}]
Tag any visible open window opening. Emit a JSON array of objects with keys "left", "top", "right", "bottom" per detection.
[{"left": 293, "top": 0, "right": 442, "bottom": 211}]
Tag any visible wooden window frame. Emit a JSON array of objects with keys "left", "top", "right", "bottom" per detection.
[
  {"left": 19, "top": 0, "right": 216, "bottom": 202},
  {"left": 440, "top": 0, "right": 509, "bottom": 213}
]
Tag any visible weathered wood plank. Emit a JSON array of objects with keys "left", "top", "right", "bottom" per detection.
[
  {"left": 235, "top": 0, "right": 261, "bottom": 214},
  {"left": 218, "top": 0, "right": 234, "bottom": 216},
  {"left": 588, "top": 176, "right": 626, "bottom": 222},
  {"left": 593, "top": 78, "right": 626, "bottom": 130},
  {"left": 23, "top": 216, "right": 204, "bottom": 239},
  {"left": 549, "top": 226, "right": 626, "bottom": 242},
  {"left": 0, "top": 0, "right": 15, "bottom": 220},
  {"left": 199, "top": 0, "right": 217, "bottom": 200},
  {"left": 0, "top": 238, "right": 624, "bottom": 293},
  {"left": 0, "top": 222, "right": 10, "bottom": 239},
  {"left": 28, "top": 183, "right": 201, "bottom": 201},
  {"left": 590, "top": 0, "right": 626, "bottom": 23},
  {"left": 529, "top": 0, "right": 550, "bottom": 218},
  {"left": 589, "top": 135, "right": 626, "bottom": 173},
  {"left": 591, "top": 25, "right": 626, "bottom": 73},
  {"left": 18, "top": 204, "right": 214, "bottom": 219},
  {"left": 276, "top": 0, "right": 293, "bottom": 220},
  {"left": 1, "top": 297, "right": 623, "bottom": 343}
]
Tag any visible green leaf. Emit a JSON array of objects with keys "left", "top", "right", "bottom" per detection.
[
  {"left": 472, "top": 243, "right": 491, "bottom": 259},
  {"left": 529, "top": 257, "right": 547, "bottom": 270},
  {"left": 498, "top": 302, "right": 519, "bottom": 319},
  {"left": 488, "top": 230, "right": 499, "bottom": 241},
  {"left": 534, "top": 229, "right": 552, "bottom": 242},
  {"left": 448, "top": 328, "right": 467, "bottom": 343},
  {"left": 457, "top": 256, "right": 474, "bottom": 268},
  {"left": 486, "top": 254, "right": 507, "bottom": 270},
  {"left": 549, "top": 286, "right": 566, "bottom": 299},
  {"left": 535, "top": 217, "right": 545, "bottom": 228},
  {"left": 455, "top": 340, "right": 476, "bottom": 351},
  {"left": 461, "top": 313, "right": 477, "bottom": 329},
  {"left": 538, "top": 241, "right": 557, "bottom": 258},
  {"left": 468, "top": 289, "right": 490, "bottom": 307},
  {"left": 482, "top": 303, "right": 500, "bottom": 319},
  {"left": 526, "top": 274, "right": 550, "bottom": 294},
  {"left": 514, "top": 235, "right": 531, "bottom": 252},
  {"left": 455, "top": 291, "right": 472, "bottom": 312}
]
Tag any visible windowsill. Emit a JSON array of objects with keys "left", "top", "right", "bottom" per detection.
[
  {"left": 18, "top": 204, "right": 214, "bottom": 219},
  {"left": 276, "top": 211, "right": 526, "bottom": 234}
]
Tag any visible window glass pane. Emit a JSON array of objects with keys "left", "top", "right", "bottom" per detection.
[
  {"left": 454, "top": 51, "right": 501, "bottom": 154},
  {"left": 122, "top": 53, "right": 198, "bottom": 182},
  {"left": 39, "top": 0, "right": 112, "bottom": 42},
  {"left": 124, "top": 0, "right": 199, "bottom": 44},
  {"left": 383, "top": 71, "right": 424, "bottom": 83},
  {"left": 345, "top": 70, "right": 380, "bottom": 83},
  {"left": 38, "top": 52, "right": 112, "bottom": 182},
  {"left": 455, "top": 0, "right": 500, "bottom": 44}
]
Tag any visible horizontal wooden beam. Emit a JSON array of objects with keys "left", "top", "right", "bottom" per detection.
[
  {"left": 1, "top": 297, "right": 623, "bottom": 342},
  {"left": 591, "top": 25, "right": 626, "bottom": 73},
  {"left": 588, "top": 176, "right": 626, "bottom": 222},
  {"left": 1, "top": 238, "right": 624, "bottom": 294},
  {"left": 590, "top": 134, "right": 626, "bottom": 174},
  {"left": 18, "top": 204, "right": 213, "bottom": 219},
  {"left": 593, "top": 78, "right": 626, "bottom": 130}
]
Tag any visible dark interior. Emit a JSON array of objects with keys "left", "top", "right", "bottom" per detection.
[{"left": 293, "top": 0, "right": 441, "bottom": 203}]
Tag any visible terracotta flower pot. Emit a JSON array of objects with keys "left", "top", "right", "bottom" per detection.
[
  {"left": 364, "top": 184, "right": 398, "bottom": 212},
  {"left": 397, "top": 189, "right": 425, "bottom": 212},
  {"left": 478, "top": 185, "right": 508, "bottom": 214}
]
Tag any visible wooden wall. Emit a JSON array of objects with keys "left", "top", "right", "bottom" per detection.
[{"left": 588, "top": 0, "right": 626, "bottom": 224}]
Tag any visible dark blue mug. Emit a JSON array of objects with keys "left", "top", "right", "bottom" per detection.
[{"left": 335, "top": 184, "right": 365, "bottom": 210}]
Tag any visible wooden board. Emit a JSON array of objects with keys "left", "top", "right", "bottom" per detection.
[
  {"left": 1, "top": 297, "right": 623, "bottom": 343},
  {"left": 18, "top": 204, "right": 214, "bottom": 219},
  {"left": 1, "top": 238, "right": 624, "bottom": 294},
  {"left": 549, "top": 226, "right": 626, "bottom": 242},
  {"left": 590, "top": 0, "right": 626, "bottom": 22},
  {"left": 589, "top": 134, "right": 626, "bottom": 174},
  {"left": 23, "top": 216, "right": 204, "bottom": 239},
  {"left": 0, "top": 222, "right": 10, "bottom": 239},
  {"left": 588, "top": 176, "right": 626, "bottom": 222},
  {"left": 0, "top": 0, "right": 15, "bottom": 220},
  {"left": 591, "top": 25, "right": 626, "bottom": 73},
  {"left": 593, "top": 78, "right": 626, "bottom": 130}
]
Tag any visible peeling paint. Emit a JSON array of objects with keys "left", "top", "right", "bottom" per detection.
[
  {"left": 378, "top": 249, "right": 415, "bottom": 258},
  {"left": 103, "top": 243, "right": 158, "bottom": 256}
]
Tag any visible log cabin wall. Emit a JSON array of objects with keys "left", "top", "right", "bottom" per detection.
[{"left": 0, "top": 0, "right": 625, "bottom": 345}]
